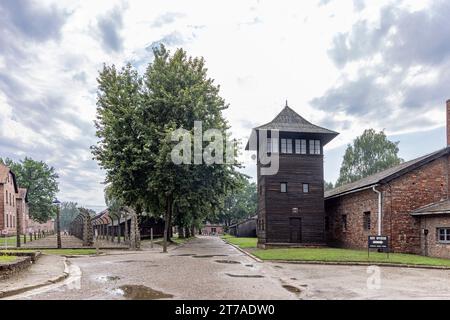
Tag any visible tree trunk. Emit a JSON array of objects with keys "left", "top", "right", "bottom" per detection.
[
  {"left": 124, "top": 214, "right": 128, "bottom": 243},
  {"left": 130, "top": 212, "right": 136, "bottom": 250},
  {"left": 117, "top": 216, "right": 121, "bottom": 243},
  {"left": 111, "top": 219, "right": 115, "bottom": 243},
  {"left": 185, "top": 226, "right": 191, "bottom": 238},
  {"left": 178, "top": 226, "right": 185, "bottom": 239},
  {"left": 190, "top": 225, "right": 195, "bottom": 238},
  {"left": 16, "top": 208, "right": 21, "bottom": 248},
  {"left": 162, "top": 195, "right": 173, "bottom": 253}
]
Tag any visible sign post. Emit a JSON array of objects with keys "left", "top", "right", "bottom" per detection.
[
  {"left": 368, "top": 235, "right": 389, "bottom": 259},
  {"left": 2, "top": 230, "right": 8, "bottom": 250}
]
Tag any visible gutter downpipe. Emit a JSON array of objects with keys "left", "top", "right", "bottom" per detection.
[{"left": 372, "top": 185, "right": 382, "bottom": 236}]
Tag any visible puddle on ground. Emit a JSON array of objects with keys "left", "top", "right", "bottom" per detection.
[
  {"left": 193, "top": 254, "right": 228, "bottom": 258},
  {"left": 170, "top": 254, "right": 195, "bottom": 257},
  {"left": 113, "top": 285, "right": 173, "bottom": 300},
  {"left": 274, "top": 265, "right": 283, "bottom": 269},
  {"left": 97, "top": 275, "right": 121, "bottom": 282},
  {"left": 225, "top": 273, "right": 264, "bottom": 278},
  {"left": 290, "top": 277, "right": 297, "bottom": 280},
  {"left": 245, "top": 264, "right": 254, "bottom": 267},
  {"left": 282, "top": 285, "right": 302, "bottom": 294},
  {"left": 215, "top": 260, "right": 241, "bottom": 264}
]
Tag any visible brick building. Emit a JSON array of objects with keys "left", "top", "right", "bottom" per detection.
[
  {"left": 0, "top": 163, "right": 19, "bottom": 234},
  {"left": 325, "top": 100, "right": 450, "bottom": 259},
  {"left": 0, "top": 163, "right": 54, "bottom": 235}
]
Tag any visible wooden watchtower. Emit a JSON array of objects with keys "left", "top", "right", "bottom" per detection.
[{"left": 247, "top": 104, "right": 338, "bottom": 248}]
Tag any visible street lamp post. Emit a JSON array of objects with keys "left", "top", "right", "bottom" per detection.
[{"left": 53, "top": 198, "right": 62, "bottom": 249}]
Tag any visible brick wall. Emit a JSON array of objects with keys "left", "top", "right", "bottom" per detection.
[
  {"left": 383, "top": 156, "right": 449, "bottom": 254},
  {"left": 419, "top": 215, "right": 450, "bottom": 259},
  {"left": 0, "top": 185, "right": 4, "bottom": 230},
  {"left": 325, "top": 189, "right": 378, "bottom": 249},
  {"left": 0, "top": 173, "right": 19, "bottom": 234},
  {"left": 326, "top": 155, "right": 449, "bottom": 255}
]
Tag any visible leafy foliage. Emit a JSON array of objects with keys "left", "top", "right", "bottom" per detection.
[
  {"left": 60, "top": 201, "right": 79, "bottom": 230},
  {"left": 336, "top": 129, "right": 403, "bottom": 187},
  {"left": 217, "top": 178, "right": 257, "bottom": 226},
  {"left": 324, "top": 181, "right": 334, "bottom": 192},
  {"left": 93, "top": 45, "right": 243, "bottom": 252}
]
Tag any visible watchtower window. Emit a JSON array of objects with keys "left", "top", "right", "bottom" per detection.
[
  {"left": 281, "top": 139, "right": 292, "bottom": 154},
  {"left": 309, "top": 140, "right": 321, "bottom": 155},
  {"left": 280, "top": 182, "right": 287, "bottom": 193},
  {"left": 266, "top": 138, "right": 278, "bottom": 153},
  {"left": 302, "top": 183, "right": 309, "bottom": 193},
  {"left": 295, "top": 139, "right": 307, "bottom": 154}
]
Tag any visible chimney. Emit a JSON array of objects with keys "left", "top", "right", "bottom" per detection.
[{"left": 447, "top": 99, "right": 450, "bottom": 146}]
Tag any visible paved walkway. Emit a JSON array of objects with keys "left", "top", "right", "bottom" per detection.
[
  {"left": 0, "top": 254, "right": 67, "bottom": 298},
  {"left": 21, "top": 234, "right": 128, "bottom": 249},
  {"left": 22, "top": 234, "right": 84, "bottom": 248},
  {"left": 3, "top": 236, "right": 450, "bottom": 300}
]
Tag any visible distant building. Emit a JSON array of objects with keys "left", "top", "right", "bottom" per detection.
[
  {"left": 201, "top": 223, "right": 224, "bottom": 236},
  {"left": 0, "top": 163, "right": 54, "bottom": 235},
  {"left": 16, "top": 188, "right": 29, "bottom": 234},
  {"left": 229, "top": 215, "right": 257, "bottom": 237}
]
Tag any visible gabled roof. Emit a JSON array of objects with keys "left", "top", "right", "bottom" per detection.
[
  {"left": 17, "top": 188, "right": 28, "bottom": 202},
  {"left": 0, "top": 163, "right": 19, "bottom": 193},
  {"left": 246, "top": 105, "right": 339, "bottom": 150},
  {"left": 411, "top": 199, "right": 450, "bottom": 216},
  {"left": 255, "top": 106, "right": 338, "bottom": 136},
  {"left": 325, "top": 147, "right": 450, "bottom": 199},
  {"left": 229, "top": 215, "right": 257, "bottom": 228}
]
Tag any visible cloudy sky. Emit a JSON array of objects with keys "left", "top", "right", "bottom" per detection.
[{"left": 0, "top": 0, "right": 448, "bottom": 211}]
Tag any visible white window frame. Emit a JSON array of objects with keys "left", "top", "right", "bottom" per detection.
[
  {"left": 302, "top": 183, "right": 309, "bottom": 193},
  {"left": 280, "top": 182, "right": 287, "bottom": 193},
  {"left": 437, "top": 228, "right": 450, "bottom": 243},
  {"left": 309, "top": 140, "right": 321, "bottom": 155}
]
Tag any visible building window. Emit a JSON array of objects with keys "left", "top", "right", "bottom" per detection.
[
  {"left": 280, "top": 182, "right": 287, "bottom": 193},
  {"left": 5, "top": 190, "right": 8, "bottom": 204},
  {"left": 281, "top": 139, "right": 292, "bottom": 153},
  {"left": 266, "top": 138, "right": 279, "bottom": 153},
  {"left": 363, "top": 211, "right": 371, "bottom": 231},
  {"left": 437, "top": 228, "right": 450, "bottom": 243},
  {"left": 341, "top": 215, "right": 347, "bottom": 232},
  {"left": 295, "top": 139, "right": 307, "bottom": 154},
  {"left": 309, "top": 140, "right": 321, "bottom": 155},
  {"left": 302, "top": 183, "right": 309, "bottom": 193}
]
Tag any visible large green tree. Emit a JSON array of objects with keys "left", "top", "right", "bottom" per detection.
[
  {"left": 336, "top": 129, "right": 403, "bottom": 187},
  {"left": 218, "top": 177, "right": 257, "bottom": 226},
  {"left": 1, "top": 157, "right": 59, "bottom": 222},
  {"left": 93, "top": 45, "right": 242, "bottom": 252},
  {"left": 60, "top": 201, "right": 79, "bottom": 230},
  {"left": 142, "top": 46, "right": 242, "bottom": 251}
]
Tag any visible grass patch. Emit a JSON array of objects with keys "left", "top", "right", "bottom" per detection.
[
  {"left": 222, "top": 235, "right": 258, "bottom": 249},
  {"left": 171, "top": 236, "right": 194, "bottom": 245},
  {"left": 0, "top": 255, "right": 16, "bottom": 263},
  {"left": 252, "top": 247, "right": 450, "bottom": 267},
  {"left": 42, "top": 249, "right": 97, "bottom": 256},
  {"left": 0, "top": 236, "right": 19, "bottom": 247}
]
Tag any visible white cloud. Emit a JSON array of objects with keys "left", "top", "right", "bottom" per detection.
[{"left": 0, "top": 0, "right": 448, "bottom": 208}]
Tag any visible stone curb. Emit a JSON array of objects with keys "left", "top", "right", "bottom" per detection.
[
  {"left": 0, "top": 257, "right": 69, "bottom": 299},
  {"left": 222, "top": 239, "right": 263, "bottom": 263},
  {"left": 266, "top": 260, "right": 450, "bottom": 270}
]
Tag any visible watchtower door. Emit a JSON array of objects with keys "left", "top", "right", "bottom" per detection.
[{"left": 289, "top": 218, "right": 302, "bottom": 243}]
